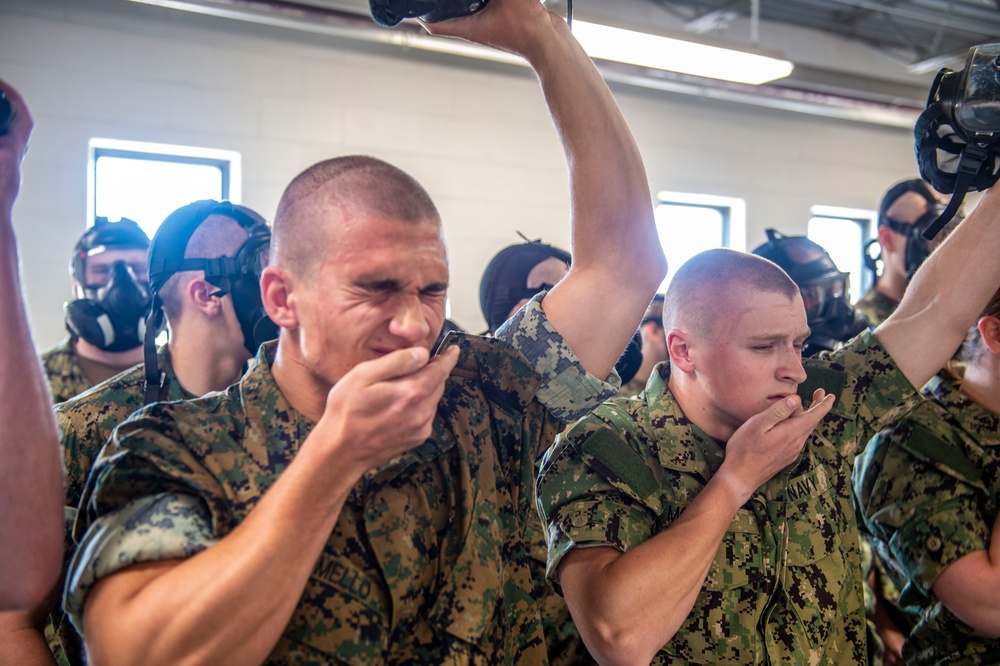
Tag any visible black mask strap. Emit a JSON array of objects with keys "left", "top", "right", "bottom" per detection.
[
  {"left": 922, "top": 143, "right": 990, "bottom": 241},
  {"left": 143, "top": 296, "right": 165, "bottom": 406}
]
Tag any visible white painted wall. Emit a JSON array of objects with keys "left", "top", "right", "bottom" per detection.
[{"left": 2, "top": 0, "right": 920, "bottom": 347}]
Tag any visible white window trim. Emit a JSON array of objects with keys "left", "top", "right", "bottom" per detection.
[{"left": 87, "top": 138, "right": 242, "bottom": 226}]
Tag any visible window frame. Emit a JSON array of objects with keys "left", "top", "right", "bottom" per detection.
[
  {"left": 807, "top": 204, "right": 877, "bottom": 299},
  {"left": 87, "top": 138, "right": 242, "bottom": 229}
]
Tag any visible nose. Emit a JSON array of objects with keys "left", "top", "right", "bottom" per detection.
[
  {"left": 778, "top": 344, "right": 808, "bottom": 385},
  {"left": 388, "top": 294, "right": 431, "bottom": 345}
]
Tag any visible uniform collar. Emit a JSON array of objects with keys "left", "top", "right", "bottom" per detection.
[{"left": 644, "top": 363, "right": 726, "bottom": 481}]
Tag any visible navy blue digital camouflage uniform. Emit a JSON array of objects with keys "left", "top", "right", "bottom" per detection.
[
  {"left": 538, "top": 330, "right": 919, "bottom": 665},
  {"left": 855, "top": 373, "right": 1000, "bottom": 665}
]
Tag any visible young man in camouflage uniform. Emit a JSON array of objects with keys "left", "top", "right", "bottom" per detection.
[
  {"left": 0, "top": 79, "right": 63, "bottom": 612},
  {"left": 855, "top": 286, "right": 1000, "bottom": 664},
  {"left": 855, "top": 178, "right": 946, "bottom": 327},
  {"left": 0, "top": 201, "right": 273, "bottom": 664},
  {"left": 63, "top": 1, "right": 667, "bottom": 663},
  {"left": 537, "top": 180, "right": 1000, "bottom": 664},
  {"left": 40, "top": 218, "right": 151, "bottom": 403}
]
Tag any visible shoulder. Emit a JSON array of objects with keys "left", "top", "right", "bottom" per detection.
[
  {"left": 57, "top": 363, "right": 147, "bottom": 423},
  {"left": 113, "top": 384, "right": 242, "bottom": 457}
]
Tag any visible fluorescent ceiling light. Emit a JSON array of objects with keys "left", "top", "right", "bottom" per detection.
[{"left": 572, "top": 21, "right": 794, "bottom": 86}]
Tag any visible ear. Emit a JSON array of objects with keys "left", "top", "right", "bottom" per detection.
[
  {"left": 876, "top": 225, "right": 897, "bottom": 253},
  {"left": 261, "top": 265, "right": 297, "bottom": 329},
  {"left": 978, "top": 316, "right": 1000, "bottom": 356},
  {"left": 187, "top": 278, "right": 225, "bottom": 317},
  {"left": 666, "top": 329, "right": 696, "bottom": 374}
]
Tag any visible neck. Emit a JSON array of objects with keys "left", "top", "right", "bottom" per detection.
[
  {"left": 270, "top": 333, "right": 329, "bottom": 423},
  {"left": 167, "top": 325, "right": 249, "bottom": 397},
  {"left": 74, "top": 338, "right": 143, "bottom": 367},
  {"left": 667, "top": 371, "right": 736, "bottom": 442},
  {"left": 960, "top": 359, "right": 1000, "bottom": 416}
]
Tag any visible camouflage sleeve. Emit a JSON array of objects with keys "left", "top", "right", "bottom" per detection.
[
  {"left": 57, "top": 408, "right": 100, "bottom": 515},
  {"left": 803, "top": 330, "right": 919, "bottom": 449},
  {"left": 855, "top": 423, "right": 988, "bottom": 597},
  {"left": 63, "top": 492, "right": 216, "bottom": 633},
  {"left": 536, "top": 413, "right": 659, "bottom": 593},
  {"left": 495, "top": 293, "right": 619, "bottom": 423}
]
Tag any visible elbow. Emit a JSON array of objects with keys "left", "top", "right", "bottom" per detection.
[
  {"left": 631, "top": 242, "right": 667, "bottom": 304},
  {"left": 581, "top": 615, "right": 663, "bottom": 666}
]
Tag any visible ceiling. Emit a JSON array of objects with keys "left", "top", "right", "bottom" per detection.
[
  {"left": 646, "top": 0, "right": 1000, "bottom": 74},
  {"left": 128, "top": 0, "right": 1000, "bottom": 126}
]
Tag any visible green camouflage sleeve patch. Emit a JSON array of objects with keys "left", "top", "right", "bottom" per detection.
[
  {"left": 64, "top": 492, "right": 215, "bottom": 632},
  {"left": 537, "top": 416, "right": 657, "bottom": 592},
  {"left": 496, "top": 293, "right": 618, "bottom": 423}
]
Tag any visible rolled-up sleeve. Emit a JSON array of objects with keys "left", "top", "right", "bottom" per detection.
[
  {"left": 496, "top": 294, "right": 619, "bottom": 423},
  {"left": 64, "top": 492, "right": 216, "bottom": 632}
]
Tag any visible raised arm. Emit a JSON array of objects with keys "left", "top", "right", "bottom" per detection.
[
  {"left": 875, "top": 185, "right": 1000, "bottom": 387},
  {"left": 0, "top": 79, "right": 64, "bottom": 611},
  {"left": 423, "top": 1, "right": 666, "bottom": 379}
]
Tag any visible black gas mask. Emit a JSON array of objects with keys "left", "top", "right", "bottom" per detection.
[
  {"left": 875, "top": 180, "right": 964, "bottom": 283},
  {"left": 65, "top": 261, "right": 151, "bottom": 352},
  {"left": 64, "top": 217, "right": 151, "bottom": 352},
  {"left": 752, "top": 229, "right": 870, "bottom": 357},
  {"left": 143, "top": 200, "right": 279, "bottom": 404},
  {"left": 369, "top": 0, "right": 488, "bottom": 27}
]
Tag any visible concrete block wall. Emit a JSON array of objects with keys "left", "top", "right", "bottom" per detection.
[{"left": 1, "top": 0, "right": 918, "bottom": 347}]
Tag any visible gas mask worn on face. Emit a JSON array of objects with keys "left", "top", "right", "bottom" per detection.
[
  {"left": 209, "top": 224, "right": 279, "bottom": 356},
  {"left": 802, "top": 278, "right": 870, "bottom": 356},
  {"left": 65, "top": 261, "right": 151, "bottom": 352}
]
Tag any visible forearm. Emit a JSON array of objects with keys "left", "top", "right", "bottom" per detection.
[
  {"left": 564, "top": 472, "right": 747, "bottom": 665},
  {"left": 0, "top": 601, "right": 59, "bottom": 665},
  {"left": 526, "top": 16, "right": 665, "bottom": 375},
  {"left": 0, "top": 218, "right": 63, "bottom": 610},
  {"left": 880, "top": 186, "right": 1000, "bottom": 386},
  {"left": 933, "top": 511, "right": 1000, "bottom": 636},
  {"left": 85, "top": 439, "right": 361, "bottom": 665}
]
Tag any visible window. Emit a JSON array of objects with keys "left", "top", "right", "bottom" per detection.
[
  {"left": 807, "top": 206, "right": 877, "bottom": 303},
  {"left": 88, "top": 139, "right": 241, "bottom": 238},
  {"left": 655, "top": 191, "right": 746, "bottom": 292}
]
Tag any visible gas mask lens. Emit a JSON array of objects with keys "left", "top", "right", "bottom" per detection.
[{"left": 800, "top": 278, "right": 847, "bottom": 321}]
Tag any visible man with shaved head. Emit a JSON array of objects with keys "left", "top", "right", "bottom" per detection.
[
  {"left": 63, "top": 0, "right": 666, "bottom": 663},
  {"left": 0, "top": 200, "right": 275, "bottom": 664},
  {"left": 538, "top": 181, "right": 1000, "bottom": 663}
]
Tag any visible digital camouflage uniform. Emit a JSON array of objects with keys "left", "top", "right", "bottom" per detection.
[
  {"left": 66, "top": 297, "right": 613, "bottom": 665},
  {"left": 614, "top": 374, "right": 648, "bottom": 399},
  {"left": 854, "top": 288, "right": 898, "bottom": 328},
  {"left": 538, "top": 330, "right": 919, "bottom": 665},
  {"left": 854, "top": 374, "right": 1000, "bottom": 665},
  {"left": 40, "top": 337, "right": 92, "bottom": 404},
  {"left": 47, "top": 345, "right": 187, "bottom": 666}
]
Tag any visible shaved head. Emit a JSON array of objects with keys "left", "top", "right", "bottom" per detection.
[
  {"left": 663, "top": 249, "right": 800, "bottom": 339},
  {"left": 272, "top": 155, "right": 441, "bottom": 277},
  {"left": 159, "top": 215, "right": 250, "bottom": 320}
]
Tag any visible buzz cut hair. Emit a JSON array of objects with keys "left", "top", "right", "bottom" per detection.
[
  {"left": 158, "top": 215, "right": 249, "bottom": 321},
  {"left": 663, "top": 248, "right": 800, "bottom": 338},
  {"left": 271, "top": 155, "right": 441, "bottom": 277}
]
